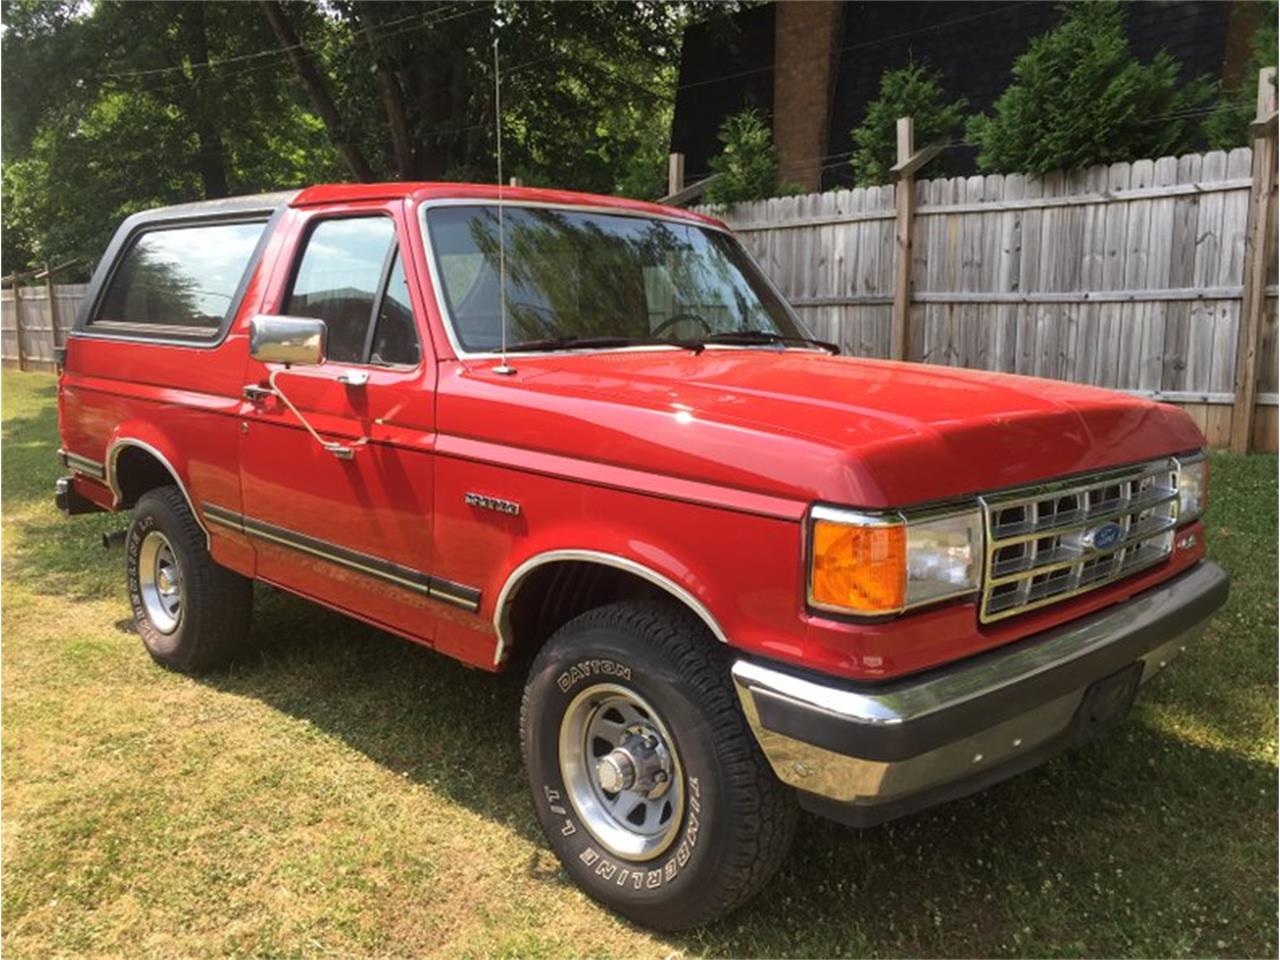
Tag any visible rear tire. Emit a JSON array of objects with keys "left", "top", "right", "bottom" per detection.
[
  {"left": 521, "top": 600, "right": 796, "bottom": 931},
  {"left": 126, "top": 486, "right": 252, "bottom": 672}
]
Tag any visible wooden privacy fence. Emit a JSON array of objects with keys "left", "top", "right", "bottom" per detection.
[
  {"left": 1, "top": 280, "right": 88, "bottom": 373},
  {"left": 696, "top": 76, "right": 1279, "bottom": 453}
]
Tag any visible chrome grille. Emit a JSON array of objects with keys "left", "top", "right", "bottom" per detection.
[{"left": 979, "top": 458, "right": 1180, "bottom": 623}]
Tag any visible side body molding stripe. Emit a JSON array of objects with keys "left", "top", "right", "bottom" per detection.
[
  {"left": 201, "top": 503, "right": 480, "bottom": 613},
  {"left": 63, "top": 451, "right": 106, "bottom": 480}
]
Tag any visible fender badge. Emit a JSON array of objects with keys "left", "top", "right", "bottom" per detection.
[
  {"left": 464, "top": 492, "right": 521, "bottom": 516},
  {"left": 1177, "top": 532, "right": 1198, "bottom": 550}
]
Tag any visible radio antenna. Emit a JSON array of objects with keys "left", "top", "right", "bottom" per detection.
[{"left": 492, "top": 31, "right": 515, "bottom": 376}]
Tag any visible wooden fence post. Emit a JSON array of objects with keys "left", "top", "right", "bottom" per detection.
[
  {"left": 44, "top": 261, "right": 61, "bottom": 350},
  {"left": 890, "top": 117, "right": 915, "bottom": 361},
  {"left": 1230, "top": 67, "right": 1278, "bottom": 453},
  {"left": 668, "top": 152, "right": 685, "bottom": 198},
  {"left": 12, "top": 276, "right": 26, "bottom": 372}
]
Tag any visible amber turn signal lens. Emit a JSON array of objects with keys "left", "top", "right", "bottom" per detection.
[{"left": 810, "top": 519, "right": 907, "bottom": 614}]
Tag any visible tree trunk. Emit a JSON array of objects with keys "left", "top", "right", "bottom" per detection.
[
  {"left": 414, "top": 56, "right": 462, "bottom": 180},
  {"left": 358, "top": 4, "right": 414, "bottom": 180},
  {"left": 178, "top": 2, "right": 229, "bottom": 198},
  {"left": 259, "top": 0, "right": 375, "bottom": 182}
]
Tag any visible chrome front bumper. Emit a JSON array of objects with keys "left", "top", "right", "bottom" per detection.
[{"left": 732, "top": 561, "right": 1230, "bottom": 827}]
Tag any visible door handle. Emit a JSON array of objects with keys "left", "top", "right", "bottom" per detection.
[{"left": 242, "top": 384, "right": 275, "bottom": 403}]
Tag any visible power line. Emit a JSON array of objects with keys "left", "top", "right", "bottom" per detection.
[
  {"left": 108, "top": 2, "right": 493, "bottom": 99},
  {"left": 104, "top": 1, "right": 1032, "bottom": 106},
  {"left": 92, "top": 0, "right": 1251, "bottom": 189},
  {"left": 99, "top": 2, "right": 485, "bottom": 81}
]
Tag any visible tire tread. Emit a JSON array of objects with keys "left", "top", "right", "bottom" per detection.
[
  {"left": 521, "top": 599, "right": 796, "bottom": 929},
  {"left": 131, "top": 486, "right": 252, "bottom": 672}
]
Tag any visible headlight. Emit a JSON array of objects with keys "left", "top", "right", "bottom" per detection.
[
  {"left": 1176, "top": 453, "right": 1206, "bottom": 523},
  {"left": 808, "top": 505, "right": 983, "bottom": 616}
]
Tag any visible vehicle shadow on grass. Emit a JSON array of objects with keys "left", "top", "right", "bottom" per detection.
[{"left": 209, "top": 586, "right": 1276, "bottom": 958}]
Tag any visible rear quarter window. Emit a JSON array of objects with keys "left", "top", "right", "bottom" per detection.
[{"left": 92, "top": 220, "right": 266, "bottom": 336}]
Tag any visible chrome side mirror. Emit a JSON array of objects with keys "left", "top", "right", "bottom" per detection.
[{"left": 249, "top": 315, "right": 327, "bottom": 366}]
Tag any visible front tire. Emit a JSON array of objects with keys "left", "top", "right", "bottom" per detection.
[
  {"left": 521, "top": 600, "right": 796, "bottom": 931},
  {"left": 126, "top": 486, "right": 252, "bottom": 673}
]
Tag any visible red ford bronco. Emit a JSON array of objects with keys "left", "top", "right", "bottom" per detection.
[{"left": 56, "top": 184, "right": 1228, "bottom": 930}]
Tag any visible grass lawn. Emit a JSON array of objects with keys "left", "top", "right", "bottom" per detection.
[{"left": 2, "top": 368, "right": 1276, "bottom": 958}]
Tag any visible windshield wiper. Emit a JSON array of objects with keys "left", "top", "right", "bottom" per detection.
[
  {"left": 701, "top": 330, "right": 841, "bottom": 355},
  {"left": 500, "top": 331, "right": 838, "bottom": 356},
  {"left": 503, "top": 335, "right": 705, "bottom": 354}
]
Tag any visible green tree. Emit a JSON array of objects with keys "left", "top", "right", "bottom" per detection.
[
  {"left": 849, "top": 61, "right": 968, "bottom": 186},
  {"left": 704, "top": 108, "right": 796, "bottom": 206},
  {"left": 3, "top": 0, "right": 713, "bottom": 274},
  {"left": 2, "top": 0, "right": 343, "bottom": 275},
  {"left": 1203, "top": 0, "right": 1278, "bottom": 149},
  {"left": 262, "top": 0, "right": 698, "bottom": 194},
  {"left": 967, "top": 2, "right": 1213, "bottom": 174}
]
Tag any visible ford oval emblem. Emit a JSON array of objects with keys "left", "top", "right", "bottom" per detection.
[{"left": 1085, "top": 522, "right": 1124, "bottom": 551}]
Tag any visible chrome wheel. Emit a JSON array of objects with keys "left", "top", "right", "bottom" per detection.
[
  {"left": 137, "top": 530, "right": 183, "bottom": 634},
  {"left": 559, "top": 683, "right": 685, "bottom": 862}
]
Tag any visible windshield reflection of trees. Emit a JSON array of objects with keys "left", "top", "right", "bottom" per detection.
[{"left": 467, "top": 207, "right": 792, "bottom": 345}]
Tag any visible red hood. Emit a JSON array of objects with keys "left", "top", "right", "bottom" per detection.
[{"left": 437, "top": 350, "right": 1203, "bottom": 512}]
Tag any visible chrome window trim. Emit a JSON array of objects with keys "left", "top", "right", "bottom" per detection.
[
  {"left": 492, "top": 549, "right": 729, "bottom": 666},
  {"left": 414, "top": 197, "right": 813, "bottom": 361},
  {"left": 277, "top": 210, "right": 426, "bottom": 373},
  {"left": 805, "top": 502, "right": 984, "bottom": 619},
  {"left": 72, "top": 202, "right": 288, "bottom": 350}
]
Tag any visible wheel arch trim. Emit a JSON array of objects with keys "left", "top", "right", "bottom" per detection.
[
  {"left": 106, "top": 437, "right": 209, "bottom": 544},
  {"left": 492, "top": 549, "right": 729, "bottom": 666}
]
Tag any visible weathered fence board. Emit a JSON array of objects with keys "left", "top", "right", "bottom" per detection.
[
  {"left": 1, "top": 283, "right": 89, "bottom": 371},
  {"left": 698, "top": 145, "right": 1279, "bottom": 452}
]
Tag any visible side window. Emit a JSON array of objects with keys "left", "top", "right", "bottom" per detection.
[
  {"left": 285, "top": 217, "right": 419, "bottom": 366},
  {"left": 93, "top": 220, "right": 266, "bottom": 334}
]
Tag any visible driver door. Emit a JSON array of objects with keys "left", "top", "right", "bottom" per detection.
[{"left": 237, "top": 204, "right": 454, "bottom": 643}]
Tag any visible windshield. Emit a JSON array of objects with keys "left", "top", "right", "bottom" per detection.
[{"left": 422, "top": 204, "right": 807, "bottom": 352}]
